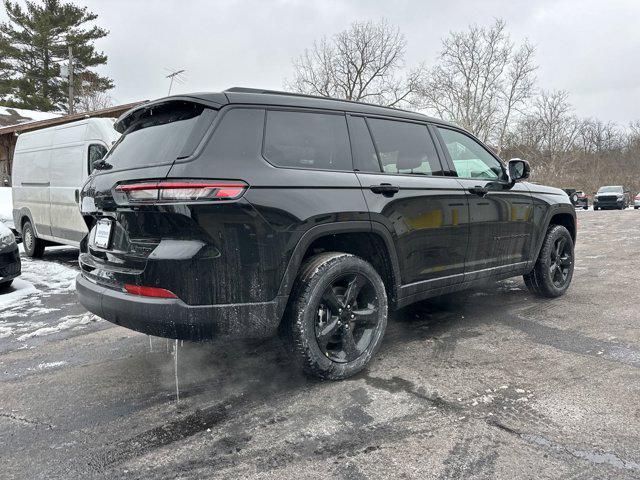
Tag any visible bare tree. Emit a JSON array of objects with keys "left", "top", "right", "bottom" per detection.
[
  {"left": 417, "top": 19, "right": 536, "bottom": 147},
  {"left": 74, "top": 71, "right": 114, "bottom": 112},
  {"left": 286, "top": 19, "right": 422, "bottom": 108}
]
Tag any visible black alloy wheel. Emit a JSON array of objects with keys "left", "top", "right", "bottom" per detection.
[
  {"left": 523, "top": 224, "right": 575, "bottom": 298},
  {"left": 286, "top": 252, "right": 388, "bottom": 380},
  {"left": 315, "top": 273, "right": 381, "bottom": 363},
  {"left": 549, "top": 236, "right": 572, "bottom": 289}
]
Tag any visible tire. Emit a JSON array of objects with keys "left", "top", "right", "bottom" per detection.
[
  {"left": 582, "top": 206, "right": 588, "bottom": 210},
  {"left": 524, "top": 225, "right": 574, "bottom": 298},
  {"left": 22, "top": 220, "right": 45, "bottom": 258},
  {"left": 635, "top": 207, "right": 639, "bottom": 210},
  {"left": 594, "top": 206, "right": 599, "bottom": 211},
  {"left": 0, "top": 279, "right": 13, "bottom": 291},
  {"left": 284, "top": 252, "right": 388, "bottom": 380}
]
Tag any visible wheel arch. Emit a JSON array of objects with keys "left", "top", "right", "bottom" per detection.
[{"left": 277, "top": 221, "right": 402, "bottom": 306}]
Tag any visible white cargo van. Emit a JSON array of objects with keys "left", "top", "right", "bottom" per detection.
[{"left": 12, "top": 118, "right": 120, "bottom": 257}]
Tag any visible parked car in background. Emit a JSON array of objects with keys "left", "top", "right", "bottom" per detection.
[
  {"left": 12, "top": 118, "right": 120, "bottom": 258},
  {"left": 562, "top": 188, "right": 579, "bottom": 205},
  {"left": 575, "top": 191, "right": 589, "bottom": 209},
  {"left": 0, "top": 222, "right": 20, "bottom": 290},
  {"left": 593, "top": 185, "right": 629, "bottom": 210},
  {"left": 76, "top": 88, "right": 577, "bottom": 380},
  {"left": 634, "top": 193, "right": 640, "bottom": 209}
]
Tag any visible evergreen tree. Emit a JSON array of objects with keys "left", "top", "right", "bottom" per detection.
[{"left": 0, "top": 0, "right": 113, "bottom": 112}]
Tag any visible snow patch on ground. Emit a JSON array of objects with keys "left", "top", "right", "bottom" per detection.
[
  {"left": 30, "top": 361, "right": 67, "bottom": 371},
  {"left": 17, "top": 313, "right": 98, "bottom": 341}
]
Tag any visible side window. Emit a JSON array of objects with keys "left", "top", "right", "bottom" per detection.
[
  {"left": 88, "top": 143, "right": 107, "bottom": 174},
  {"left": 437, "top": 127, "right": 504, "bottom": 180},
  {"left": 264, "top": 110, "right": 351, "bottom": 171},
  {"left": 367, "top": 118, "right": 443, "bottom": 175},
  {"left": 349, "top": 116, "right": 380, "bottom": 173}
]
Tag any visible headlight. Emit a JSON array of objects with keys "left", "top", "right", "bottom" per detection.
[{"left": 0, "top": 230, "right": 15, "bottom": 248}]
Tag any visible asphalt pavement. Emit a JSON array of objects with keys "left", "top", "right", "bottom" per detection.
[{"left": 1, "top": 209, "right": 639, "bottom": 479}]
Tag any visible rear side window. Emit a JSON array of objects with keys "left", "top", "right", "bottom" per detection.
[
  {"left": 104, "top": 101, "right": 216, "bottom": 171},
  {"left": 264, "top": 110, "right": 351, "bottom": 171},
  {"left": 367, "top": 118, "right": 442, "bottom": 175}
]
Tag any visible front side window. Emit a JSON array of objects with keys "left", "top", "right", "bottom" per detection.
[
  {"left": 88, "top": 144, "right": 107, "bottom": 174},
  {"left": 367, "top": 118, "right": 442, "bottom": 176},
  {"left": 437, "top": 127, "right": 504, "bottom": 180},
  {"left": 264, "top": 110, "right": 351, "bottom": 171}
]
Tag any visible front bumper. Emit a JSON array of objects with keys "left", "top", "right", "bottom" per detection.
[
  {"left": 594, "top": 199, "right": 624, "bottom": 209},
  {"left": 76, "top": 273, "right": 286, "bottom": 341},
  {"left": 0, "top": 244, "right": 21, "bottom": 282}
]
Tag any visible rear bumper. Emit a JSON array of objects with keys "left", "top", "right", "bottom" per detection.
[
  {"left": 0, "top": 245, "right": 21, "bottom": 283},
  {"left": 76, "top": 273, "right": 286, "bottom": 341}
]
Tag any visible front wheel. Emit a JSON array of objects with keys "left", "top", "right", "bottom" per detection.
[
  {"left": 524, "top": 225, "right": 574, "bottom": 298},
  {"left": 0, "top": 279, "right": 13, "bottom": 291},
  {"left": 284, "top": 252, "right": 388, "bottom": 380}
]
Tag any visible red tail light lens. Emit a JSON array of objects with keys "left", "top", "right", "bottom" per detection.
[
  {"left": 635, "top": 195, "right": 640, "bottom": 200},
  {"left": 116, "top": 180, "right": 248, "bottom": 203},
  {"left": 124, "top": 284, "right": 178, "bottom": 298}
]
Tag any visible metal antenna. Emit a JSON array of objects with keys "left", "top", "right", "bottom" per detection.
[{"left": 165, "top": 68, "right": 186, "bottom": 95}]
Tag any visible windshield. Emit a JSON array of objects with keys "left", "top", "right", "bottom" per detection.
[
  {"left": 103, "top": 101, "right": 215, "bottom": 171},
  {"left": 598, "top": 186, "right": 623, "bottom": 193}
]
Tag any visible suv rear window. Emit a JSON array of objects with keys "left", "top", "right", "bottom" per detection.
[
  {"left": 263, "top": 110, "right": 351, "bottom": 171},
  {"left": 104, "top": 101, "right": 216, "bottom": 171}
]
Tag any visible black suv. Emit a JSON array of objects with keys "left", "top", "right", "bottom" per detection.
[{"left": 77, "top": 88, "right": 576, "bottom": 379}]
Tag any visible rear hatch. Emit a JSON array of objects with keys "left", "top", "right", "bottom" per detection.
[{"left": 79, "top": 98, "right": 222, "bottom": 284}]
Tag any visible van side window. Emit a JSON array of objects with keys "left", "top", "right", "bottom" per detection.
[
  {"left": 349, "top": 116, "right": 380, "bottom": 173},
  {"left": 367, "top": 118, "right": 443, "bottom": 176},
  {"left": 437, "top": 127, "right": 504, "bottom": 180},
  {"left": 88, "top": 144, "right": 107, "bottom": 173},
  {"left": 264, "top": 110, "right": 351, "bottom": 171}
]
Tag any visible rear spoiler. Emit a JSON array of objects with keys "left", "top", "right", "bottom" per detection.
[{"left": 113, "top": 94, "right": 227, "bottom": 133}]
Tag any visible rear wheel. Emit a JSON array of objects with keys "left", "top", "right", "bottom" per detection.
[
  {"left": 0, "top": 279, "right": 13, "bottom": 290},
  {"left": 524, "top": 225, "right": 574, "bottom": 298},
  {"left": 22, "top": 220, "right": 45, "bottom": 258},
  {"left": 285, "top": 253, "right": 388, "bottom": 380}
]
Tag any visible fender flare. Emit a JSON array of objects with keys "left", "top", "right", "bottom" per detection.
[
  {"left": 529, "top": 202, "right": 576, "bottom": 269},
  {"left": 276, "top": 220, "right": 402, "bottom": 301}
]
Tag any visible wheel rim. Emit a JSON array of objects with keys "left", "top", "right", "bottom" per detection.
[
  {"left": 549, "top": 237, "right": 572, "bottom": 288},
  {"left": 24, "top": 226, "right": 33, "bottom": 252},
  {"left": 315, "top": 272, "right": 381, "bottom": 364}
]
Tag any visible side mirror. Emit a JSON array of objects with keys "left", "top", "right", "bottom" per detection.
[{"left": 507, "top": 158, "right": 530, "bottom": 183}]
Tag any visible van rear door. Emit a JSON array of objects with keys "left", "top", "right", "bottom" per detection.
[{"left": 12, "top": 130, "right": 53, "bottom": 237}]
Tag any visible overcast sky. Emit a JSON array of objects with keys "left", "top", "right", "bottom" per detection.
[{"left": 4, "top": 0, "right": 640, "bottom": 123}]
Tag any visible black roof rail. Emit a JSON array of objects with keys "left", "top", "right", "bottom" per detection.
[{"left": 223, "top": 86, "right": 419, "bottom": 115}]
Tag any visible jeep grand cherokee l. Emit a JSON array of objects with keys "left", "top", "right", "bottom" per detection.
[{"left": 77, "top": 88, "right": 576, "bottom": 380}]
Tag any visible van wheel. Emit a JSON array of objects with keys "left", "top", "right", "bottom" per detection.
[
  {"left": 524, "top": 225, "right": 574, "bottom": 298},
  {"left": 284, "top": 252, "right": 388, "bottom": 380},
  {"left": 22, "top": 220, "right": 45, "bottom": 258}
]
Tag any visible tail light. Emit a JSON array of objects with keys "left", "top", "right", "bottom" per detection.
[
  {"left": 115, "top": 180, "right": 248, "bottom": 203},
  {"left": 635, "top": 195, "right": 640, "bottom": 201},
  {"left": 124, "top": 284, "right": 177, "bottom": 298}
]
